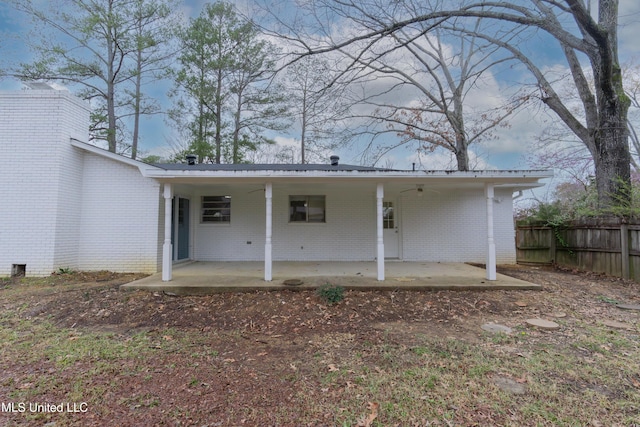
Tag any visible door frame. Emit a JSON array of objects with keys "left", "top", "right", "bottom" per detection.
[
  {"left": 172, "top": 196, "right": 191, "bottom": 261},
  {"left": 382, "top": 197, "right": 401, "bottom": 259}
]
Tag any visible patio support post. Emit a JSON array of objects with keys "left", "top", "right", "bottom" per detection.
[
  {"left": 162, "top": 183, "right": 173, "bottom": 282},
  {"left": 173, "top": 196, "right": 179, "bottom": 261},
  {"left": 376, "top": 183, "right": 385, "bottom": 281},
  {"left": 485, "top": 183, "right": 497, "bottom": 281},
  {"left": 265, "top": 182, "right": 273, "bottom": 281}
]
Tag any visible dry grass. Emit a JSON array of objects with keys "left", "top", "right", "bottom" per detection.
[{"left": 1, "top": 267, "right": 639, "bottom": 426}]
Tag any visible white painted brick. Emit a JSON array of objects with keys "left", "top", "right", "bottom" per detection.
[
  {"left": 190, "top": 184, "right": 516, "bottom": 263},
  {"left": 77, "top": 154, "right": 161, "bottom": 273},
  {"left": 0, "top": 90, "right": 89, "bottom": 276},
  {"left": 401, "top": 188, "right": 515, "bottom": 264},
  {"left": 0, "top": 90, "right": 161, "bottom": 276}
]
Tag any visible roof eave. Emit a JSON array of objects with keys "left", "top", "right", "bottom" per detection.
[
  {"left": 144, "top": 169, "right": 553, "bottom": 180},
  {"left": 70, "top": 139, "right": 162, "bottom": 174}
]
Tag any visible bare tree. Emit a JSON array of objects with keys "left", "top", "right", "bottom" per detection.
[
  {"left": 5, "top": 0, "right": 178, "bottom": 156},
  {"left": 338, "top": 19, "right": 527, "bottom": 170},
  {"left": 126, "top": 0, "right": 178, "bottom": 160},
  {"left": 626, "top": 62, "right": 640, "bottom": 171},
  {"left": 269, "top": 0, "right": 632, "bottom": 208},
  {"left": 227, "top": 30, "right": 290, "bottom": 164},
  {"left": 284, "top": 55, "right": 352, "bottom": 163}
]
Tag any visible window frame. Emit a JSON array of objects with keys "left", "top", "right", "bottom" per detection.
[
  {"left": 288, "top": 195, "right": 326, "bottom": 223},
  {"left": 201, "top": 195, "right": 231, "bottom": 224}
]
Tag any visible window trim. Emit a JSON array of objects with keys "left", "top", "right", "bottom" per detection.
[
  {"left": 288, "top": 195, "right": 326, "bottom": 223},
  {"left": 201, "top": 195, "right": 231, "bottom": 224}
]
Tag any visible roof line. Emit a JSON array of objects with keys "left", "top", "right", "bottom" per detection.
[{"left": 70, "top": 139, "right": 161, "bottom": 174}]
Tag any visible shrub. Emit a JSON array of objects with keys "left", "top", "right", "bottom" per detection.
[{"left": 316, "top": 283, "right": 345, "bottom": 305}]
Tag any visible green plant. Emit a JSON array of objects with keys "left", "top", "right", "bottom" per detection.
[
  {"left": 316, "top": 283, "right": 345, "bottom": 305},
  {"left": 56, "top": 267, "right": 75, "bottom": 275}
]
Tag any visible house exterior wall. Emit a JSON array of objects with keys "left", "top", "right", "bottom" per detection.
[
  {"left": 191, "top": 186, "right": 377, "bottom": 261},
  {"left": 271, "top": 187, "right": 376, "bottom": 261},
  {"left": 0, "top": 90, "right": 162, "bottom": 277},
  {"left": 191, "top": 189, "right": 267, "bottom": 261},
  {"left": 401, "top": 188, "right": 516, "bottom": 264},
  {"left": 0, "top": 90, "right": 89, "bottom": 276},
  {"left": 77, "top": 153, "right": 162, "bottom": 273},
  {"left": 190, "top": 184, "right": 516, "bottom": 263}
]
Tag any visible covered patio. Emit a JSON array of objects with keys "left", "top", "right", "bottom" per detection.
[{"left": 121, "top": 261, "right": 540, "bottom": 295}]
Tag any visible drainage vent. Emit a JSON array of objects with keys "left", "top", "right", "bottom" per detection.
[{"left": 11, "top": 264, "right": 26, "bottom": 277}]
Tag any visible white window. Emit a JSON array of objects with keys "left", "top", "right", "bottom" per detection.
[
  {"left": 289, "top": 195, "right": 325, "bottom": 223},
  {"left": 202, "top": 196, "right": 231, "bottom": 223},
  {"left": 383, "top": 201, "right": 395, "bottom": 229}
]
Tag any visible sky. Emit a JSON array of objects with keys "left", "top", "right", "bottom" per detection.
[{"left": 1, "top": 0, "right": 639, "bottom": 200}]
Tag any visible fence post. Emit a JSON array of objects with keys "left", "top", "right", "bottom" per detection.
[
  {"left": 621, "top": 222, "right": 630, "bottom": 279},
  {"left": 549, "top": 227, "right": 556, "bottom": 264}
]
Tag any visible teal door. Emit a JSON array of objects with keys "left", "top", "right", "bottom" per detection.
[{"left": 177, "top": 198, "right": 190, "bottom": 260}]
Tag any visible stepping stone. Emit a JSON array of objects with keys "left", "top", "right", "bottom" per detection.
[
  {"left": 481, "top": 323, "right": 512, "bottom": 334},
  {"left": 616, "top": 303, "right": 640, "bottom": 311},
  {"left": 283, "top": 279, "right": 303, "bottom": 286},
  {"left": 602, "top": 320, "right": 633, "bottom": 330},
  {"left": 545, "top": 312, "right": 567, "bottom": 318},
  {"left": 514, "top": 301, "right": 528, "bottom": 307},
  {"left": 491, "top": 375, "right": 527, "bottom": 395},
  {"left": 525, "top": 318, "right": 560, "bottom": 330}
]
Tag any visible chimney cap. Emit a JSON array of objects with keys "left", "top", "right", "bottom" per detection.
[
  {"left": 186, "top": 154, "right": 197, "bottom": 165},
  {"left": 330, "top": 155, "right": 340, "bottom": 166}
]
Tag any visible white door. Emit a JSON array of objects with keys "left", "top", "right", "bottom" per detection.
[{"left": 383, "top": 200, "right": 399, "bottom": 258}]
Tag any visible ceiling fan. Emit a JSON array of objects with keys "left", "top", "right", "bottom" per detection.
[{"left": 399, "top": 184, "right": 439, "bottom": 197}]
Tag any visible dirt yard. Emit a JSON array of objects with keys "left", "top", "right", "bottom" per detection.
[{"left": 1, "top": 266, "right": 639, "bottom": 426}]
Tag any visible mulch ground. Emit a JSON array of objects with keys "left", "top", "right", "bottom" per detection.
[{"left": 1, "top": 265, "right": 639, "bottom": 426}]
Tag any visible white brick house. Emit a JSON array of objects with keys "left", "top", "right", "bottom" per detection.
[{"left": 0, "top": 89, "right": 551, "bottom": 281}]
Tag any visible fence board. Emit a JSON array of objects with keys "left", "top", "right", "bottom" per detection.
[{"left": 516, "top": 219, "right": 639, "bottom": 281}]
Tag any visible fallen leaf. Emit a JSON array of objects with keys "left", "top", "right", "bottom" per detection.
[
  {"left": 328, "top": 364, "right": 339, "bottom": 372},
  {"left": 516, "top": 375, "right": 528, "bottom": 384},
  {"left": 357, "top": 402, "right": 379, "bottom": 427}
]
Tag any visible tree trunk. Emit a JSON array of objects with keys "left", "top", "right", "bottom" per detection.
[
  {"left": 106, "top": 0, "right": 117, "bottom": 153},
  {"left": 131, "top": 51, "right": 142, "bottom": 160},
  {"left": 215, "top": 68, "right": 223, "bottom": 164},
  {"left": 593, "top": 102, "right": 631, "bottom": 208},
  {"left": 455, "top": 139, "right": 469, "bottom": 171},
  {"left": 590, "top": 0, "right": 632, "bottom": 209},
  {"left": 300, "top": 95, "right": 307, "bottom": 164},
  {"left": 233, "top": 92, "right": 242, "bottom": 164}
]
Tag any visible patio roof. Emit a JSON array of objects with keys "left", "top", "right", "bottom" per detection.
[
  {"left": 70, "top": 139, "right": 552, "bottom": 190},
  {"left": 151, "top": 162, "right": 392, "bottom": 172}
]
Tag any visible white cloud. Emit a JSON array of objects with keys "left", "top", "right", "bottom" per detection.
[
  {"left": 619, "top": 0, "right": 640, "bottom": 59},
  {"left": 273, "top": 135, "right": 299, "bottom": 148}
]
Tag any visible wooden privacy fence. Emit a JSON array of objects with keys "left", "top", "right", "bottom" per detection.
[{"left": 516, "top": 219, "right": 640, "bottom": 281}]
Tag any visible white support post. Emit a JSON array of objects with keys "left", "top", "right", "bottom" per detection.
[
  {"left": 264, "top": 182, "right": 273, "bottom": 281},
  {"left": 485, "top": 183, "right": 497, "bottom": 281},
  {"left": 173, "top": 196, "right": 179, "bottom": 261},
  {"left": 376, "top": 183, "right": 385, "bottom": 281},
  {"left": 162, "top": 184, "right": 173, "bottom": 282}
]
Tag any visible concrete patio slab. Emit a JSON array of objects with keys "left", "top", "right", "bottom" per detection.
[{"left": 121, "top": 261, "right": 540, "bottom": 295}]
